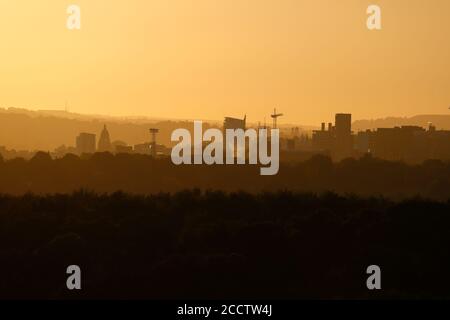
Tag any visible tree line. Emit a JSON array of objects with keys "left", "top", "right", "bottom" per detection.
[
  {"left": 0, "top": 190, "right": 449, "bottom": 299},
  {"left": 1, "top": 152, "right": 450, "bottom": 199}
]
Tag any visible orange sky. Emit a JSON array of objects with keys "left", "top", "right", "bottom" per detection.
[{"left": 0, "top": 0, "right": 449, "bottom": 125}]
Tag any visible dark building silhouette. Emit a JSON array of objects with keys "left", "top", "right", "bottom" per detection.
[
  {"left": 312, "top": 113, "right": 353, "bottom": 160},
  {"left": 224, "top": 116, "right": 246, "bottom": 131},
  {"left": 366, "top": 124, "right": 450, "bottom": 163},
  {"left": 98, "top": 125, "right": 112, "bottom": 152},
  {"left": 134, "top": 142, "right": 152, "bottom": 155},
  {"left": 370, "top": 126, "right": 426, "bottom": 161},
  {"left": 134, "top": 142, "right": 170, "bottom": 156},
  {"left": 76, "top": 133, "right": 96, "bottom": 154},
  {"left": 149, "top": 128, "right": 159, "bottom": 157},
  {"left": 334, "top": 113, "right": 353, "bottom": 159},
  {"left": 312, "top": 114, "right": 450, "bottom": 163},
  {"left": 355, "top": 130, "right": 371, "bottom": 154},
  {"left": 312, "top": 122, "right": 333, "bottom": 152}
]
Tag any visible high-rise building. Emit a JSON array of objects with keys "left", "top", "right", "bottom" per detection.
[
  {"left": 76, "top": 133, "right": 96, "bottom": 154},
  {"left": 334, "top": 113, "right": 353, "bottom": 159},
  {"left": 98, "top": 125, "right": 112, "bottom": 152},
  {"left": 335, "top": 114, "right": 352, "bottom": 137}
]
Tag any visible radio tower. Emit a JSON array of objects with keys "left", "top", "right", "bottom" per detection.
[
  {"left": 149, "top": 128, "right": 159, "bottom": 157},
  {"left": 271, "top": 108, "right": 283, "bottom": 129}
]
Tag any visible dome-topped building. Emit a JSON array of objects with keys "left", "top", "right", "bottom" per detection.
[{"left": 98, "top": 125, "right": 112, "bottom": 152}]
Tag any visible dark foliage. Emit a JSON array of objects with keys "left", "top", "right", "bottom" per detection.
[
  {"left": 0, "top": 190, "right": 449, "bottom": 299},
  {"left": 1, "top": 152, "right": 450, "bottom": 199}
]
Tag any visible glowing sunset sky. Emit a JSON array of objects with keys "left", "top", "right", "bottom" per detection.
[{"left": 0, "top": 0, "right": 449, "bottom": 124}]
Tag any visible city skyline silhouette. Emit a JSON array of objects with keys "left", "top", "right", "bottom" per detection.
[{"left": 1, "top": 0, "right": 449, "bottom": 304}]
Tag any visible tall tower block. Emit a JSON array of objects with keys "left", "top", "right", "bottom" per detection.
[{"left": 149, "top": 128, "right": 159, "bottom": 157}]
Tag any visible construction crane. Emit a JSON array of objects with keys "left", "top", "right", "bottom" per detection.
[
  {"left": 271, "top": 108, "right": 283, "bottom": 129},
  {"left": 149, "top": 128, "right": 159, "bottom": 157}
]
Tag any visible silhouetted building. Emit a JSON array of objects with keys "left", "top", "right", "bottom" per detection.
[
  {"left": 350, "top": 123, "right": 450, "bottom": 163},
  {"left": 312, "top": 113, "right": 353, "bottom": 160},
  {"left": 98, "top": 125, "right": 112, "bottom": 152},
  {"left": 224, "top": 116, "right": 246, "bottom": 131},
  {"left": 312, "top": 122, "right": 334, "bottom": 152},
  {"left": 368, "top": 125, "right": 448, "bottom": 163},
  {"left": 134, "top": 143, "right": 151, "bottom": 155},
  {"left": 334, "top": 114, "right": 353, "bottom": 159},
  {"left": 335, "top": 114, "right": 352, "bottom": 136},
  {"left": 76, "top": 133, "right": 96, "bottom": 154},
  {"left": 428, "top": 130, "right": 450, "bottom": 160},
  {"left": 149, "top": 128, "right": 159, "bottom": 157},
  {"left": 112, "top": 140, "right": 127, "bottom": 150},
  {"left": 355, "top": 130, "right": 371, "bottom": 154},
  {"left": 305, "top": 113, "right": 450, "bottom": 162},
  {"left": 134, "top": 142, "right": 170, "bottom": 156}
]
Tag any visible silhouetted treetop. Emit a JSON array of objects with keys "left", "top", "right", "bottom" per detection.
[{"left": 0, "top": 153, "right": 449, "bottom": 199}]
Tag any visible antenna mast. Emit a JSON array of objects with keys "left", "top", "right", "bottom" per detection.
[{"left": 271, "top": 108, "right": 284, "bottom": 129}]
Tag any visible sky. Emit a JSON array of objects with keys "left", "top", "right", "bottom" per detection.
[{"left": 0, "top": 0, "right": 449, "bottom": 125}]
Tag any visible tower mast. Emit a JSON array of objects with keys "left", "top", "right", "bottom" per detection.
[{"left": 271, "top": 108, "right": 284, "bottom": 129}]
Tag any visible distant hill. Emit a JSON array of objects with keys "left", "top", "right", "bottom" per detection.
[
  {"left": 1, "top": 107, "right": 188, "bottom": 123},
  {"left": 0, "top": 108, "right": 201, "bottom": 151},
  {"left": 0, "top": 107, "right": 309, "bottom": 151},
  {"left": 352, "top": 115, "right": 450, "bottom": 131}
]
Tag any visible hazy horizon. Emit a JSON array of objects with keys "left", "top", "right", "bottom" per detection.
[
  {"left": 1, "top": 0, "right": 449, "bottom": 125},
  {"left": 3, "top": 105, "right": 450, "bottom": 127}
]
